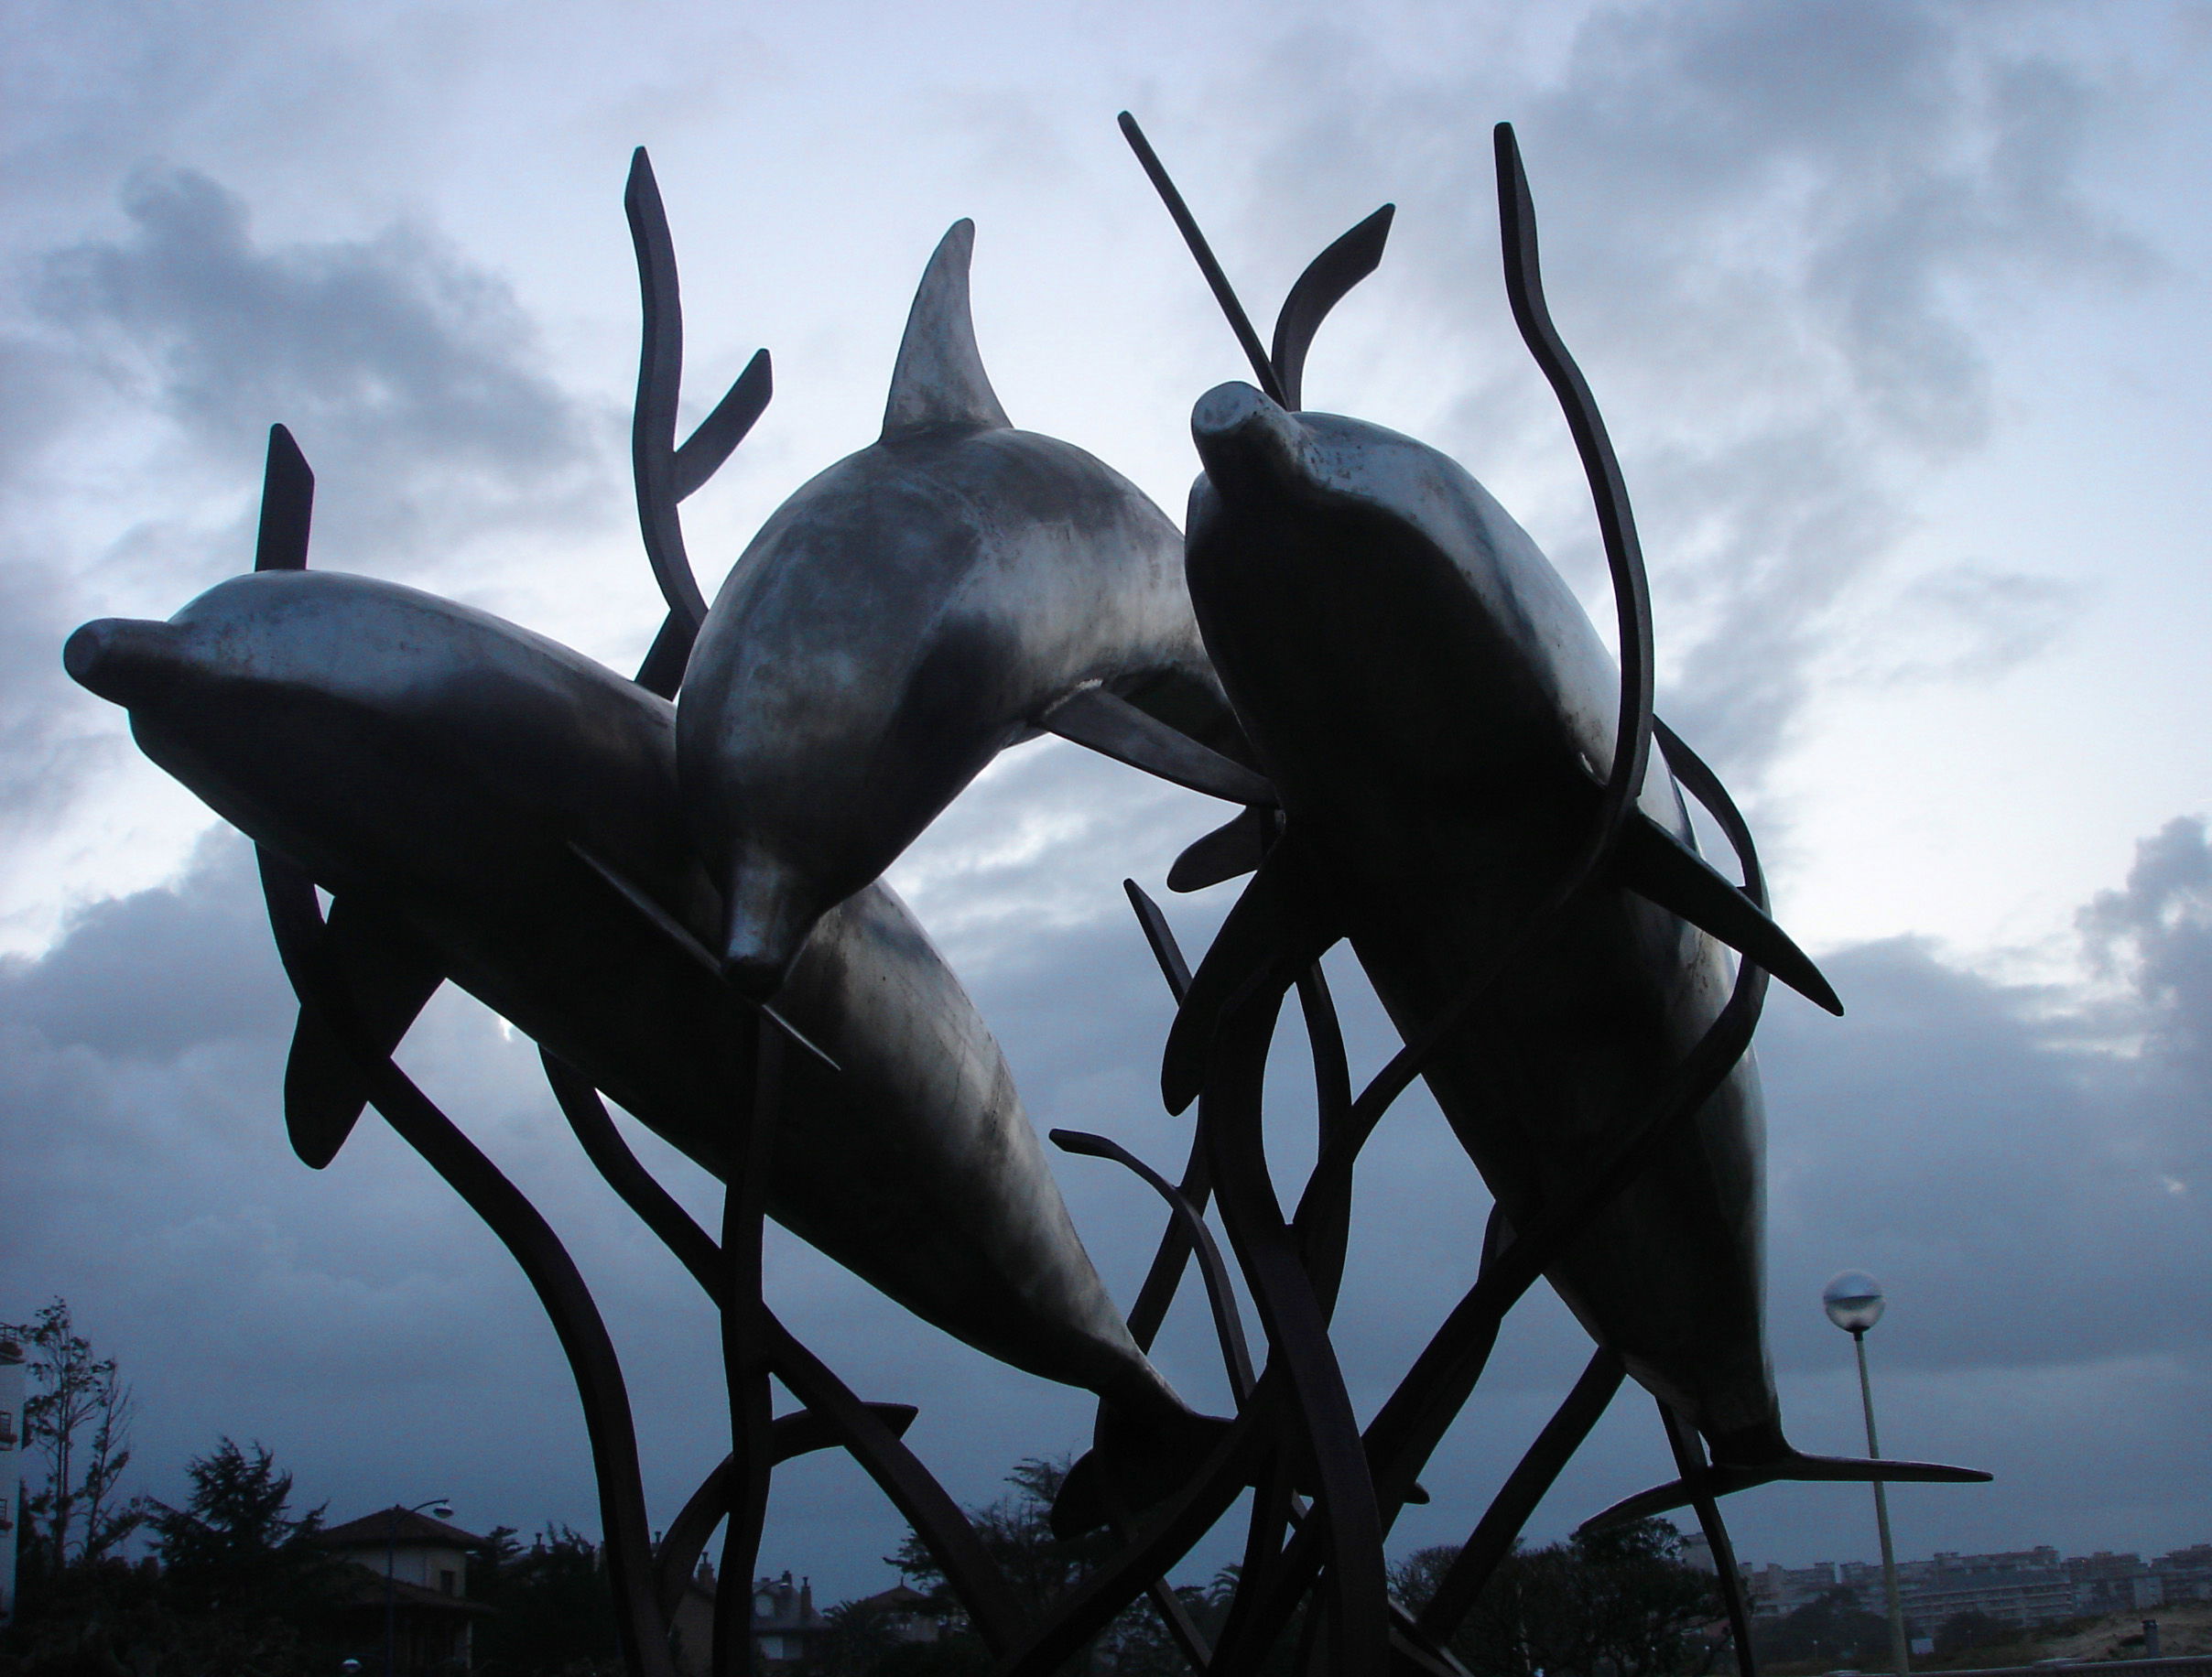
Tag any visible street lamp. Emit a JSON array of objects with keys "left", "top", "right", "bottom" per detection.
[
  {"left": 1825, "top": 1272, "right": 1910, "bottom": 1677},
  {"left": 385, "top": 1495, "right": 453, "bottom": 1677}
]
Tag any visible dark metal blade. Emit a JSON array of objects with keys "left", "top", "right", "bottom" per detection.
[
  {"left": 1270, "top": 205, "right": 1393, "bottom": 411},
  {"left": 1616, "top": 808, "right": 1842, "bottom": 1015},
  {"left": 1043, "top": 686, "right": 1276, "bottom": 806},
  {"left": 254, "top": 424, "right": 314, "bottom": 571},
  {"left": 1117, "top": 112, "right": 1286, "bottom": 406},
  {"left": 1167, "top": 805, "right": 1273, "bottom": 893},
  {"left": 671, "top": 348, "right": 772, "bottom": 503},
  {"left": 633, "top": 611, "right": 691, "bottom": 698}
]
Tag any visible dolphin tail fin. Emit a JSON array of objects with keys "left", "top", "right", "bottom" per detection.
[
  {"left": 1049, "top": 1404, "right": 1235, "bottom": 1540},
  {"left": 1578, "top": 1449, "right": 1990, "bottom": 1534},
  {"left": 284, "top": 895, "right": 444, "bottom": 1167},
  {"left": 882, "top": 220, "right": 1012, "bottom": 437}
]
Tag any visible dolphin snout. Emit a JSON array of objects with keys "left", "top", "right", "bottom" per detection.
[
  {"left": 719, "top": 850, "right": 826, "bottom": 1001},
  {"left": 63, "top": 618, "right": 187, "bottom": 709},
  {"left": 1191, "top": 383, "right": 1313, "bottom": 503}
]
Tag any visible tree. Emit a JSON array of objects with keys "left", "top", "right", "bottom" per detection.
[
  {"left": 2, "top": 1299, "right": 146, "bottom": 1579},
  {"left": 131, "top": 1437, "right": 347, "bottom": 1677},
  {"left": 1935, "top": 1610, "right": 2013, "bottom": 1658},
  {"left": 889, "top": 1456, "right": 1111, "bottom": 1623},
  {"left": 1751, "top": 1586, "right": 1892, "bottom": 1672},
  {"left": 147, "top": 1437, "right": 336, "bottom": 1621},
  {"left": 468, "top": 1523, "right": 623, "bottom": 1676},
  {"left": 807, "top": 1595, "right": 912, "bottom": 1677},
  {"left": 1393, "top": 1518, "right": 1726, "bottom": 1677},
  {"left": 1091, "top": 1575, "right": 1235, "bottom": 1677},
  {"left": 884, "top": 1455, "right": 1193, "bottom": 1675}
]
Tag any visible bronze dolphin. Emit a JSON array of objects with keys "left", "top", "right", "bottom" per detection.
[
  {"left": 676, "top": 221, "right": 1244, "bottom": 996},
  {"left": 64, "top": 568, "right": 1207, "bottom": 1444},
  {"left": 1170, "top": 381, "right": 1982, "bottom": 1517}
]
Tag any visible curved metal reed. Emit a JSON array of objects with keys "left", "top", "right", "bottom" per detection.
[
  {"left": 623, "top": 146, "right": 772, "bottom": 697},
  {"left": 537, "top": 1054, "right": 1025, "bottom": 1651},
  {"left": 254, "top": 849, "right": 678, "bottom": 1677},
  {"left": 710, "top": 1020, "right": 779, "bottom": 1673},
  {"left": 1052, "top": 1129, "right": 1254, "bottom": 1403},
  {"left": 1097, "top": 121, "right": 1781, "bottom": 1677},
  {"left": 1413, "top": 1348, "right": 1625, "bottom": 1641}
]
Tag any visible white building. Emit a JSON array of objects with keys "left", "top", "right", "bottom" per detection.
[{"left": 318, "top": 1505, "right": 491, "bottom": 1674}]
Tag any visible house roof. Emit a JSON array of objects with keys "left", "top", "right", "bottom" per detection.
[
  {"left": 856, "top": 1584, "right": 935, "bottom": 1611},
  {"left": 320, "top": 1507, "right": 487, "bottom": 1550},
  {"left": 329, "top": 1561, "right": 493, "bottom": 1617}
]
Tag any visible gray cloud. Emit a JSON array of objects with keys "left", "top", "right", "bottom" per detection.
[
  {"left": 0, "top": 552, "right": 105, "bottom": 838},
  {"left": 0, "top": 833, "right": 292, "bottom": 1059},
  {"left": 2080, "top": 814, "right": 2212, "bottom": 1081},
  {"left": 1203, "top": 0, "right": 2143, "bottom": 786},
  {"left": 32, "top": 167, "right": 610, "bottom": 573},
  {"left": 0, "top": 164, "right": 619, "bottom": 871}
]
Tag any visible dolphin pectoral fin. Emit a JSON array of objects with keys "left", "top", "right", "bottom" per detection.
[
  {"left": 881, "top": 219, "right": 1012, "bottom": 437},
  {"left": 1163, "top": 842, "right": 1339, "bottom": 1115},
  {"left": 1577, "top": 1452, "right": 1990, "bottom": 1533},
  {"left": 1615, "top": 811, "right": 1844, "bottom": 1016},
  {"left": 1048, "top": 1448, "right": 1112, "bottom": 1541},
  {"left": 1043, "top": 687, "right": 1277, "bottom": 806},
  {"left": 283, "top": 896, "right": 444, "bottom": 1168},
  {"left": 565, "top": 841, "right": 840, "bottom": 1073},
  {"left": 1168, "top": 806, "right": 1276, "bottom": 893},
  {"left": 1113, "top": 666, "right": 1263, "bottom": 769}
]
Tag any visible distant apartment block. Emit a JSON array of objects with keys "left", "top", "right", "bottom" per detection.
[{"left": 1740, "top": 1541, "right": 2212, "bottom": 1632}]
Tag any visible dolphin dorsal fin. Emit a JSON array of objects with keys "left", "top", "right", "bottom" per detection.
[{"left": 882, "top": 220, "right": 1011, "bottom": 437}]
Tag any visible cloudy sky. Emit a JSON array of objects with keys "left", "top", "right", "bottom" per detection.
[{"left": 5, "top": 0, "right": 2212, "bottom": 1609}]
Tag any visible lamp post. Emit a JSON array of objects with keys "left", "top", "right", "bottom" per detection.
[
  {"left": 385, "top": 1504, "right": 453, "bottom": 1677},
  {"left": 1825, "top": 1272, "right": 1910, "bottom": 1677}
]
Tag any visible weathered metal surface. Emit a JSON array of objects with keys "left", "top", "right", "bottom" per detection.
[
  {"left": 63, "top": 570, "right": 1195, "bottom": 1437},
  {"left": 1178, "top": 373, "right": 1820, "bottom": 1463},
  {"left": 675, "top": 218, "right": 1237, "bottom": 995}
]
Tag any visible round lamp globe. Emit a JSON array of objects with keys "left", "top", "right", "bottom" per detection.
[{"left": 1823, "top": 1271, "right": 1885, "bottom": 1333}]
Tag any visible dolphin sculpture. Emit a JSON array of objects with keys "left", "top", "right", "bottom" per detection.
[
  {"left": 1165, "top": 378, "right": 1985, "bottom": 1520},
  {"left": 63, "top": 564, "right": 1216, "bottom": 1457},
  {"left": 676, "top": 219, "right": 1256, "bottom": 997}
]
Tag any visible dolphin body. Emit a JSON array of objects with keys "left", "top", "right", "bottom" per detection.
[
  {"left": 678, "top": 222, "right": 1239, "bottom": 995},
  {"left": 63, "top": 569, "right": 1205, "bottom": 1440},
  {"left": 1173, "top": 382, "right": 1982, "bottom": 1509}
]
